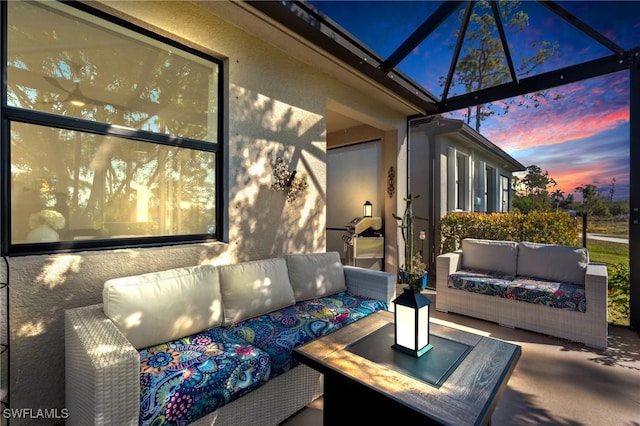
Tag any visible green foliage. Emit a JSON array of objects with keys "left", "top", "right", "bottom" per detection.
[
  {"left": 575, "top": 184, "right": 610, "bottom": 217},
  {"left": 609, "top": 262, "right": 630, "bottom": 293},
  {"left": 608, "top": 263, "right": 630, "bottom": 325},
  {"left": 607, "top": 201, "right": 629, "bottom": 217},
  {"left": 439, "top": 211, "right": 579, "bottom": 253},
  {"left": 512, "top": 165, "right": 628, "bottom": 218},
  {"left": 519, "top": 211, "right": 577, "bottom": 244},
  {"left": 512, "top": 165, "right": 556, "bottom": 213},
  {"left": 393, "top": 193, "right": 428, "bottom": 290}
]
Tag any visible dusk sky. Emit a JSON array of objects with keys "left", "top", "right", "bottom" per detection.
[{"left": 312, "top": 1, "right": 639, "bottom": 201}]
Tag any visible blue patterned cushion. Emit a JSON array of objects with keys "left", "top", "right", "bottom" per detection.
[
  {"left": 449, "top": 269, "right": 586, "bottom": 312},
  {"left": 510, "top": 276, "right": 586, "bottom": 312},
  {"left": 296, "top": 291, "right": 388, "bottom": 327},
  {"left": 139, "top": 327, "right": 271, "bottom": 426},
  {"left": 449, "top": 269, "right": 515, "bottom": 293},
  {"left": 226, "top": 305, "right": 340, "bottom": 377},
  {"left": 227, "top": 292, "right": 387, "bottom": 377}
]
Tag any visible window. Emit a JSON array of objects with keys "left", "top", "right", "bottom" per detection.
[
  {"left": 3, "top": 1, "right": 222, "bottom": 253},
  {"left": 500, "top": 175, "right": 510, "bottom": 213},
  {"left": 486, "top": 166, "right": 496, "bottom": 213},
  {"left": 473, "top": 160, "right": 485, "bottom": 212},
  {"left": 447, "top": 147, "right": 469, "bottom": 212},
  {"left": 456, "top": 154, "right": 465, "bottom": 209}
]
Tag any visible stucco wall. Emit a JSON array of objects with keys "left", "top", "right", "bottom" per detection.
[{"left": 1, "top": 1, "right": 409, "bottom": 423}]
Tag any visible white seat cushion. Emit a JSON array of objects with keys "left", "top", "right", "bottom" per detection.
[
  {"left": 219, "top": 258, "right": 296, "bottom": 325},
  {"left": 285, "top": 252, "right": 347, "bottom": 302},
  {"left": 103, "top": 265, "right": 222, "bottom": 350}
]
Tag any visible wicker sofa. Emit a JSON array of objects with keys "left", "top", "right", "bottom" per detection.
[
  {"left": 65, "top": 252, "right": 396, "bottom": 426},
  {"left": 436, "top": 238, "right": 608, "bottom": 349}
]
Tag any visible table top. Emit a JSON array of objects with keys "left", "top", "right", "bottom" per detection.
[{"left": 293, "top": 310, "right": 521, "bottom": 426}]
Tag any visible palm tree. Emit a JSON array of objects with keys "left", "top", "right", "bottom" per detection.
[{"left": 551, "top": 189, "right": 564, "bottom": 210}]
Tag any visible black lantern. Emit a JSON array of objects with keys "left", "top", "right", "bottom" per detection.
[
  {"left": 363, "top": 201, "right": 373, "bottom": 217},
  {"left": 392, "top": 288, "right": 433, "bottom": 357}
]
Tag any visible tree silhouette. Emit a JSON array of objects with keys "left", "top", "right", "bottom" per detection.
[
  {"left": 442, "top": 0, "right": 560, "bottom": 131},
  {"left": 550, "top": 189, "right": 565, "bottom": 210},
  {"left": 7, "top": 1, "right": 218, "bottom": 241},
  {"left": 512, "top": 164, "right": 556, "bottom": 212},
  {"left": 575, "top": 184, "right": 610, "bottom": 217}
]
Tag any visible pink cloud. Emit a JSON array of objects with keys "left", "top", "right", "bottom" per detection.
[{"left": 485, "top": 98, "right": 629, "bottom": 151}]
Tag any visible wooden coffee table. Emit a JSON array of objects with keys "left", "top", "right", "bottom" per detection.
[{"left": 293, "top": 310, "right": 521, "bottom": 425}]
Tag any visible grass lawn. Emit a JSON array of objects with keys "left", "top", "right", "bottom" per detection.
[
  {"left": 587, "top": 216, "right": 629, "bottom": 237},
  {"left": 585, "top": 237, "right": 629, "bottom": 327},
  {"left": 586, "top": 239, "right": 628, "bottom": 266}
]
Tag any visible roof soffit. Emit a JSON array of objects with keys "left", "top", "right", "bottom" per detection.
[
  {"left": 412, "top": 117, "right": 524, "bottom": 171},
  {"left": 193, "top": 0, "right": 426, "bottom": 116}
]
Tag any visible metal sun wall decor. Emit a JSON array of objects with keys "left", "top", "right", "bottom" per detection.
[{"left": 271, "top": 157, "right": 309, "bottom": 203}]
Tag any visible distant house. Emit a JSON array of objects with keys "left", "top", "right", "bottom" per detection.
[{"left": 408, "top": 116, "right": 526, "bottom": 275}]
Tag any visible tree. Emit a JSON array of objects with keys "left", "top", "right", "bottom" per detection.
[
  {"left": 561, "top": 193, "right": 574, "bottom": 210},
  {"left": 550, "top": 189, "right": 564, "bottom": 210},
  {"left": 608, "top": 177, "right": 617, "bottom": 202},
  {"left": 512, "top": 165, "right": 556, "bottom": 212},
  {"left": 575, "top": 184, "right": 610, "bottom": 217},
  {"left": 443, "top": 0, "right": 560, "bottom": 131}
]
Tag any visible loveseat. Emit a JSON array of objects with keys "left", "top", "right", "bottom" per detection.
[
  {"left": 436, "top": 238, "right": 608, "bottom": 349},
  {"left": 65, "top": 252, "right": 396, "bottom": 425}
]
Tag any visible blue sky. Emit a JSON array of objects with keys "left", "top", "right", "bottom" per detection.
[{"left": 312, "top": 1, "right": 639, "bottom": 200}]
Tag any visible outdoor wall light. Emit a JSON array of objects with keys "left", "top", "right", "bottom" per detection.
[
  {"left": 363, "top": 201, "right": 372, "bottom": 217},
  {"left": 392, "top": 289, "right": 433, "bottom": 357}
]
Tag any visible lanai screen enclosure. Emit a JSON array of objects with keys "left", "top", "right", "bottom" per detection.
[{"left": 247, "top": 0, "right": 640, "bottom": 329}]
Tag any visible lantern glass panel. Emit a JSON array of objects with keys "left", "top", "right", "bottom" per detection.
[
  {"left": 395, "top": 304, "right": 416, "bottom": 350},
  {"left": 417, "top": 305, "right": 430, "bottom": 349}
]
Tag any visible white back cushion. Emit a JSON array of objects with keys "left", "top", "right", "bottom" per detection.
[
  {"left": 219, "top": 258, "right": 296, "bottom": 325},
  {"left": 285, "top": 252, "right": 347, "bottom": 302},
  {"left": 461, "top": 238, "right": 518, "bottom": 276},
  {"left": 517, "top": 242, "right": 588, "bottom": 285},
  {"left": 103, "top": 265, "right": 222, "bottom": 350}
]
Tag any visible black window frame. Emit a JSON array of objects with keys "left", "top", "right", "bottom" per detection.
[{"left": 1, "top": 0, "right": 225, "bottom": 256}]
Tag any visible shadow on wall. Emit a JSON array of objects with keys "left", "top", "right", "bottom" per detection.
[
  {"left": 230, "top": 85, "right": 327, "bottom": 260},
  {"left": 5, "top": 83, "right": 329, "bottom": 418}
]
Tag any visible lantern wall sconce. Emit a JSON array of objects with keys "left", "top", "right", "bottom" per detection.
[
  {"left": 392, "top": 288, "right": 433, "bottom": 357},
  {"left": 363, "top": 201, "right": 372, "bottom": 217}
]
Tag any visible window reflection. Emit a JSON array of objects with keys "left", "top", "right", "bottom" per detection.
[
  {"left": 11, "top": 123, "right": 216, "bottom": 244},
  {"left": 6, "top": 0, "right": 221, "bottom": 248},
  {"left": 7, "top": 0, "right": 218, "bottom": 142}
]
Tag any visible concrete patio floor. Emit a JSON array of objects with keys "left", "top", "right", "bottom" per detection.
[{"left": 281, "top": 288, "right": 640, "bottom": 426}]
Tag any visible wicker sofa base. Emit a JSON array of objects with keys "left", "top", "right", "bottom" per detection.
[
  {"left": 66, "top": 303, "right": 325, "bottom": 426},
  {"left": 65, "top": 259, "right": 396, "bottom": 425},
  {"left": 194, "top": 364, "right": 322, "bottom": 426},
  {"left": 436, "top": 252, "right": 608, "bottom": 350}
]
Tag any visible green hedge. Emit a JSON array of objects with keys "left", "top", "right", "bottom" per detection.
[{"left": 440, "top": 211, "right": 579, "bottom": 254}]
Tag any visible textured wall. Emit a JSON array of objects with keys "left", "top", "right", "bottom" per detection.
[{"left": 1, "top": 1, "right": 409, "bottom": 423}]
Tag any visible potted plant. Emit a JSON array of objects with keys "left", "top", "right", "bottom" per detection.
[{"left": 393, "top": 193, "right": 428, "bottom": 291}]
